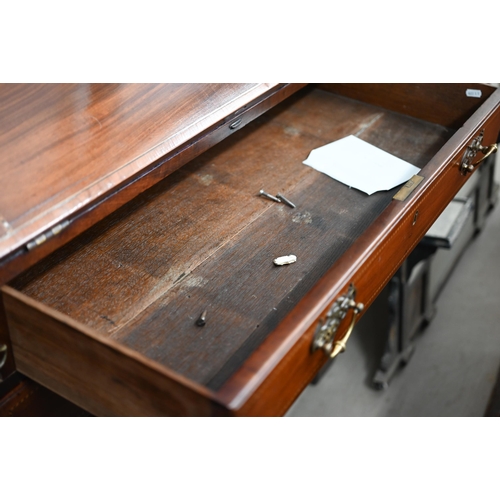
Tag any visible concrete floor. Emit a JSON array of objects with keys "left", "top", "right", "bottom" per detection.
[{"left": 287, "top": 156, "right": 500, "bottom": 417}]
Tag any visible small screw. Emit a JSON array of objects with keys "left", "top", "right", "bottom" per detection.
[
  {"left": 276, "top": 193, "right": 296, "bottom": 208},
  {"left": 196, "top": 310, "right": 207, "bottom": 327},
  {"left": 259, "top": 190, "right": 281, "bottom": 203}
]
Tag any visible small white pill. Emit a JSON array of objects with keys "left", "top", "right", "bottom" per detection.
[{"left": 273, "top": 255, "right": 297, "bottom": 266}]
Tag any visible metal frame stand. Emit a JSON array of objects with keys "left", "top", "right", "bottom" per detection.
[{"left": 373, "top": 250, "right": 436, "bottom": 390}]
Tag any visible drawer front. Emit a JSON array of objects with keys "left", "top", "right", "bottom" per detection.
[
  {"left": 218, "top": 90, "right": 500, "bottom": 416},
  {"left": 1, "top": 286, "right": 227, "bottom": 416}
]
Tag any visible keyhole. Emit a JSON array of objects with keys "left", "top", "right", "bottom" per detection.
[{"left": 412, "top": 210, "right": 419, "bottom": 225}]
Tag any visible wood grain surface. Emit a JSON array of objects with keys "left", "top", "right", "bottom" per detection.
[
  {"left": 11, "top": 88, "right": 455, "bottom": 390},
  {"left": 320, "top": 83, "right": 496, "bottom": 129},
  {"left": 0, "top": 83, "right": 283, "bottom": 261},
  {"left": 3, "top": 286, "right": 227, "bottom": 416},
  {"left": 0, "top": 84, "right": 304, "bottom": 286}
]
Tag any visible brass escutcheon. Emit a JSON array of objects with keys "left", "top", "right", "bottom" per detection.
[{"left": 311, "top": 284, "right": 364, "bottom": 358}]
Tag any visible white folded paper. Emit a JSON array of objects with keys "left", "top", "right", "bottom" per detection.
[{"left": 303, "top": 135, "right": 420, "bottom": 195}]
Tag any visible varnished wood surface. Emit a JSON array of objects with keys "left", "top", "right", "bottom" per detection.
[
  {"left": 10, "top": 88, "right": 455, "bottom": 392},
  {"left": 0, "top": 83, "right": 281, "bottom": 262},
  {"left": 320, "top": 84, "right": 496, "bottom": 129}
]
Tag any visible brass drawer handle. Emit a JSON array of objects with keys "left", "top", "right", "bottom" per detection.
[
  {"left": 471, "top": 143, "right": 498, "bottom": 168},
  {"left": 461, "top": 130, "right": 498, "bottom": 175},
  {"left": 312, "top": 284, "right": 364, "bottom": 358}
]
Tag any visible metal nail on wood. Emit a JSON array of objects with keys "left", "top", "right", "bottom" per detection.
[
  {"left": 196, "top": 310, "right": 207, "bottom": 327},
  {"left": 259, "top": 190, "right": 281, "bottom": 203},
  {"left": 276, "top": 193, "right": 296, "bottom": 208}
]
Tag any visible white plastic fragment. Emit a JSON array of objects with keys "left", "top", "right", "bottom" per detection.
[{"left": 273, "top": 255, "right": 297, "bottom": 266}]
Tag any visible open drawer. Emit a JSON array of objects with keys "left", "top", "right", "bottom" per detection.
[{"left": 2, "top": 84, "right": 500, "bottom": 416}]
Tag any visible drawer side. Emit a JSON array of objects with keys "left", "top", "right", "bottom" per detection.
[{"left": 2, "top": 286, "right": 226, "bottom": 416}]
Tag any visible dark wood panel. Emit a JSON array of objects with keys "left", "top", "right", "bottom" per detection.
[
  {"left": 0, "top": 375, "right": 91, "bottom": 417},
  {"left": 114, "top": 168, "right": 396, "bottom": 387},
  {"left": 319, "top": 83, "right": 496, "bottom": 129},
  {"left": 260, "top": 88, "right": 454, "bottom": 167},
  {"left": 356, "top": 109, "right": 454, "bottom": 166}
]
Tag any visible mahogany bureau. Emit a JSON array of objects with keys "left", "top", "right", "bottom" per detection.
[{"left": 0, "top": 84, "right": 499, "bottom": 416}]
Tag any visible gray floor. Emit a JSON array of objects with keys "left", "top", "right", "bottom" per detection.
[{"left": 287, "top": 157, "right": 500, "bottom": 417}]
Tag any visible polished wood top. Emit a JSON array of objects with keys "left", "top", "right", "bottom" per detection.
[{"left": 0, "top": 83, "right": 278, "bottom": 260}]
